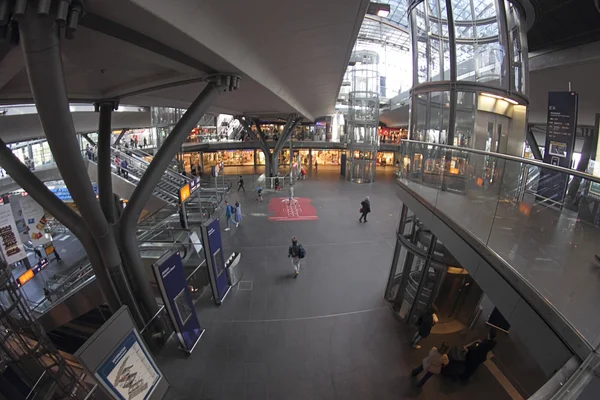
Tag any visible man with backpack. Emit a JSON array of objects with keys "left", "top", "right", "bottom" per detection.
[
  {"left": 359, "top": 196, "right": 371, "bottom": 223},
  {"left": 288, "top": 236, "right": 306, "bottom": 278}
]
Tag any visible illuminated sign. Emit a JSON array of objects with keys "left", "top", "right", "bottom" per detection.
[
  {"left": 179, "top": 184, "right": 191, "bottom": 203},
  {"left": 17, "top": 269, "right": 35, "bottom": 287}
]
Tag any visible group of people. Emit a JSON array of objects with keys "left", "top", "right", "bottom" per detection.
[
  {"left": 411, "top": 306, "right": 498, "bottom": 388},
  {"left": 224, "top": 200, "right": 242, "bottom": 231},
  {"left": 113, "top": 155, "right": 129, "bottom": 178},
  {"left": 85, "top": 144, "right": 97, "bottom": 161}
]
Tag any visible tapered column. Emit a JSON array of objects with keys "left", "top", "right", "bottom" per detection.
[{"left": 95, "top": 101, "right": 119, "bottom": 223}]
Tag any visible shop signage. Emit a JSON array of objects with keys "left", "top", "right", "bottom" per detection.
[
  {"left": 21, "top": 195, "right": 52, "bottom": 246},
  {"left": 179, "top": 184, "right": 191, "bottom": 203},
  {"left": 0, "top": 203, "right": 26, "bottom": 265},
  {"left": 538, "top": 92, "right": 578, "bottom": 203},
  {"left": 152, "top": 252, "right": 204, "bottom": 353}
]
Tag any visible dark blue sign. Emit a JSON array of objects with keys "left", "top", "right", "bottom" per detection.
[
  {"left": 153, "top": 252, "right": 203, "bottom": 352},
  {"left": 206, "top": 218, "right": 229, "bottom": 302},
  {"left": 96, "top": 331, "right": 161, "bottom": 400},
  {"left": 538, "top": 92, "right": 578, "bottom": 203},
  {"left": 32, "top": 258, "right": 48, "bottom": 274},
  {"left": 190, "top": 177, "right": 200, "bottom": 194}
]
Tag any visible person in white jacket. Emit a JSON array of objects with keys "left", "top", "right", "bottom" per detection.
[{"left": 411, "top": 342, "right": 450, "bottom": 387}]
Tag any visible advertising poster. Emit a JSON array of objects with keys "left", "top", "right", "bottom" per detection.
[
  {"left": 538, "top": 92, "right": 578, "bottom": 203},
  {"left": 153, "top": 252, "right": 203, "bottom": 352},
  {"left": 207, "top": 218, "right": 229, "bottom": 300},
  {"left": 20, "top": 195, "right": 52, "bottom": 246},
  {"left": 9, "top": 196, "right": 28, "bottom": 238},
  {"left": 96, "top": 331, "right": 161, "bottom": 400},
  {"left": 0, "top": 203, "right": 26, "bottom": 264}
]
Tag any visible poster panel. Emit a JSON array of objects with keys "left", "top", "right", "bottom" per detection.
[
  {"left": 153, "top": 252, "right": 203, "bottom": 352},
  {"left": 206, "top": 218, "right": 229, "bottom": 300},
  {"left": 96, "top": 331, "right": 161, "bottom": 400},
  {"left": 20, "top": 195, "right": 52, "bottom": 246},
  {"left": 0, "top": 204, "right": 26, "bottom": 264}
]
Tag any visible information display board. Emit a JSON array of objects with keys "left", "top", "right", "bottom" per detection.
[
  {"left": 96, "top": 331, "right": 161, "bottom": 400},
  {"left": 538, "top": 92, "right": 578, "bottom": 203},
  {"left": 153, "top": 252, "right": 204, "bottom": 353},
  {"left": 21, "top": 195, "right": 52, "bottom": 246},
  {"left": 74, "top": 306, "right": 169, "bottom": 400},
  {"left": 201, "top": 218, "right": 230, "bottom": 304}
]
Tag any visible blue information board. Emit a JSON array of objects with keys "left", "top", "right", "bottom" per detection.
[
  {"left": 202, "top": 218, "right": 230, "bottom": 304},
  {"left": 153, "top": 252, "right": 204, "bottom": 353}
]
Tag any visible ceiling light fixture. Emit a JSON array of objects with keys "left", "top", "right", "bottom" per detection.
[{"left": 367, "top": 2, "right": 391, "bottom": 18}]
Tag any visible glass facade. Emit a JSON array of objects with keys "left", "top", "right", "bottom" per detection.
[{"left": 408, "top": 0, "right": 529, "bottom": 156}]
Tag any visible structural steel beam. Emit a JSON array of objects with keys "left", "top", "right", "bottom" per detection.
[
  {"left": 120, "top": 74, "right": 239, "bottom": 319},
  {"left": 526, "top": 126, "right": 543, "bottom": 160},
  {"left": 18, "top": 7, "right": 141, "bottom": 323},
  {"left": 80, "top": 13, "right": 216, "bottom": 74}
]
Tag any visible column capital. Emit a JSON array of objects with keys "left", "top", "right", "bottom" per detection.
[
  {"left": 93, "top": 100, "right": 119, "bottom": 112},
  {"left": 204, "top": 73, "right": 241, "bottom": 92}
]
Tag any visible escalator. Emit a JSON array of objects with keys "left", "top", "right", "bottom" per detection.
[{"left": 45, "top": 306, "right": 113, "bottom": 354}]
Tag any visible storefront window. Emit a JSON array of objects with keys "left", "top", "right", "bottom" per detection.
[{"left": 201, "top": 150, "right": 264, "bottom": 168}]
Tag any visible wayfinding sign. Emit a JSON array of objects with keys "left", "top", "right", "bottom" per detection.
[{"left": 538, "top": 92, "right": 578, "bottom": 203}]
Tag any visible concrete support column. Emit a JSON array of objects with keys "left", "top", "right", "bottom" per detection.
[{"left": 254, "top": 148, "right": 258, "bottom": 170}]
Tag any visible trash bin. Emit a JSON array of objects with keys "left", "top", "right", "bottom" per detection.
[{"left": 225, "top": 252, "right": 242, "bottom": 286}]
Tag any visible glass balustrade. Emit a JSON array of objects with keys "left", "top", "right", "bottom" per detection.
[{"left": 397, "top": 140, "right": 600, "bottom": 347}]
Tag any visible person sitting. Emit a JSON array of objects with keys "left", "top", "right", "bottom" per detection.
[{"left": 460, "top": 328, "right": 497, "bottom": 380}]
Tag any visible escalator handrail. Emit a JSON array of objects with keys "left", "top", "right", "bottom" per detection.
[{"left": 111, "top": 146, "right": 189, "bottom": 184}]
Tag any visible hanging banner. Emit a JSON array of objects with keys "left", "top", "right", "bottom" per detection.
[
  {"left": 538, "top": 92, "right": 578, "bottom": 203},
  {"left": 9, "top": 196, "right": 28, "bottom": 238},
  {"left": 152, "top": 252, "right": 204, "bottom": 353},
  {"left": 0, "top": 204, "right": 26, "bottom": 264},
  {"left": 20, "top": 195, "right": 52, "bottom": 246}
]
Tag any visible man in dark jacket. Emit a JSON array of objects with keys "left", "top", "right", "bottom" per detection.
[
  {"left": 460, "top": 328, "right": 497, "bottom": 380},
  {"left": 359, "top": 197, "right": 371, "bottom": 223},
  {"left": 412, "top": 305, "right": 438, "bottom": 349}
]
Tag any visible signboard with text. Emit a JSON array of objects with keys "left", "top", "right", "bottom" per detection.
[
  {"left": 0, "top": 204, "right": 26, "bottom": 264},
  {"left": 201, "top": 218, "right": 230, "bottom": 304},
  {"left": 21, "top": 195, "right": 52, "bottom": 246},
  {"left": 538, "top": 92, "right": 578, "bottom": 203}
]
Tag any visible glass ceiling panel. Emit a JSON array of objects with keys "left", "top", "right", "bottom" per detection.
[{"left": 357, "top": 18, "right": 411, "bottom": 51}]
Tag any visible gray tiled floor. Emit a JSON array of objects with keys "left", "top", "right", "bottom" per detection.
[{"left": 157, "top": 168, "right": 513, "bottom": 399}]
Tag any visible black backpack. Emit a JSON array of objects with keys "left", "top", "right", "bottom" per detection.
[{"left": 298, "top": 244, "right": 306, "bottom": 259}]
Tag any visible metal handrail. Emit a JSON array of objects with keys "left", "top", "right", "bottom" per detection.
[{"left": 402, "top": 139, "right": 600, "bottom": 185}]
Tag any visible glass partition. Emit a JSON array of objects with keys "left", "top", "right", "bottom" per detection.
[{"left": 398, "top": 140, "right": 600, "bottom": 347}]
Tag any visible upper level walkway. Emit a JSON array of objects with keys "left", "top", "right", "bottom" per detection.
[{"left": 395, "top": 140, "right": 600, "bottom": 397}]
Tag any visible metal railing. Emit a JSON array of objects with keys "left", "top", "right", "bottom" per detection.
[{"left": 398, "top": 139, "right": 600, "bottom": 350}]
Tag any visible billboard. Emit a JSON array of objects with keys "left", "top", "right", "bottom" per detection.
[
  {"left": 20, "top": 195, "right": 52, "bottom": 246},
  {"left": 0, "top": 203, "right": 26, "bottom": 264}
]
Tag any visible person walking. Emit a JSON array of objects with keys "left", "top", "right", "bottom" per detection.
[
  {"left": 314, "top": 160, "right": 318, "bottom": 171},
  {"left": 234, "top": 200, "right": 242, "bottom": 227},
  {"left": 237, "top": 175, "right": 245, "bottom": 191},
  {"left": 120, "top": 159, "right": 129, "bottom": 179},
  {"left": 412, "top": 305, "right": 439, "bottom": 349},
  {"left": 224, "top": 201, "right": 235, "bottom": 231},
  {"left": 114, "top": 155, "right": 121, "bottom": 176},
  {"left": 34, "top": 247, "right": 43, "bottom": 260},
  {"left": 411, "top": 342, "right": 450, "bottom": 388},
  {"left": 460, "top": 328, "right": 497, "bottom": 381},
  {"left": 359, "top": 197, "right": 371, "bottom": 223},
  {"left": 53, "top": 248, "right": 62, "bottom": 262},
  {"left": 43, "top": 287, "right": 53, "bottom": 303},
  {"left": 257, "top": 185, "right": 264, "bottom": 202},
  {"left": 288, "top": 236, "right": 306, "bottom": 278}
]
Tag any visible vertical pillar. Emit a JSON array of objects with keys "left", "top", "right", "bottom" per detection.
[
  {"left": 308, "top": 149, "right": 312, "bottom": 174},
  {"left": 95, "top": 101, "right": 118, "bottom": 223},
  {"left": 254, "top": 148, "right": 258, "bottom": 170},
  {"left": 18, "top": 6, "right": 141, "bottom": 323}
]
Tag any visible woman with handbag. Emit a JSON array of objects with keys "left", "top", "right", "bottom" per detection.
[{"left": 359, "top": 197, "right": 371, "bottom": 223}]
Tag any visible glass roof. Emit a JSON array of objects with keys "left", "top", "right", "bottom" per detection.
[{"left": 357, "top": 17, "right": 410, "bottom": 51}]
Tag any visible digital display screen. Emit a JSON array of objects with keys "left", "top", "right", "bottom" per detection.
[{"left": 17, "top": 269, "right": 35, "bottom": 287}]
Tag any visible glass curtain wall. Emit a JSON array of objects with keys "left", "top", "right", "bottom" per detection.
[{"left": 408, "top": 0, "right": 529, "bottom": 154}]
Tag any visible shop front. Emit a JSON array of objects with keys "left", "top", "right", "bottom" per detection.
[
  {"left": 379, "top": 127, "right": 408, "bottom": 144},
  {"left": 201, "top": 150, "right": 265, "bottom": 168},
  {"left": 376, "top": 151, "right": 395, "bottom": 167}
]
